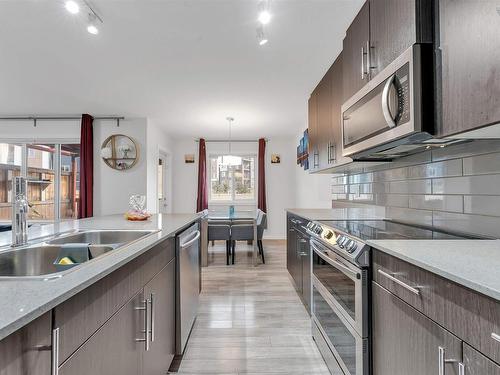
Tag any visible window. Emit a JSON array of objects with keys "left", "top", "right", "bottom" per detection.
[
  {"left": 0, "top": 142, "right": 80, "bottom": 223},
  {"left": 0, "top": 143, "right": 22, "bottom": 221},
  {"left": 209, "top": 155, "right": 256, "bottom": 202}
]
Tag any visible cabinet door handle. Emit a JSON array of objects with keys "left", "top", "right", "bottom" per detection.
[
  {"left": 150, "top": 293, "right": 155, "bottom": 343},
  {"left": 438, "top": 346, "right": 458, "bottom": 375},
  {"left": 378, "top": 269, "right": 420, "bottom": 295},
  {"left": 51, "top": 327, "right": 59, "bottom": 375},
  {"left": 458, "top": 362, "right": 465, "bottom": 375},
  {"left": 135, "top": 299, "right": 150, "bottom": 351},
  {"left": 366, "top": 40, "right": 372, "bottom": 79},
  {"left": 492, "top": 333, "right": 500, "bottom": 343},
  {"left": 361, "top": 45, "right": 367, "bottom": 79}
]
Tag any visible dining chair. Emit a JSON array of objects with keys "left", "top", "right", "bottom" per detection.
[
  {"left": 230, "top": 210, "right": 267, "bottom": 264},
  {"left": 207, "top": 222, "right": 232, "bottom": 265}
]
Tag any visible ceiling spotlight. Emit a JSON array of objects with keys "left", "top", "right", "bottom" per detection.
[
  {"left": 256, "top": 25, "right": 268, "bottom": 46},
  {"left": 258, "top": 10, "right": 271, "bottom": 25},
  {"left": 87, "top": 24, "right": 99, "bottom": 34},
  {"left": 65, "top": 0, "right": 80, "bottom": 14}
]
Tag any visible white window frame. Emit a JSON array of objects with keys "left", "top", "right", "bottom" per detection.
[
  {"left": 0, "top": 139, "right": 80, "bottom": 222},
  {"left": 208, "top": 153, "right": 257, "bottom": 205}
]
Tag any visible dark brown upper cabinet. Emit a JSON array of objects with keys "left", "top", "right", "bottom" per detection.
[
  {"left": 435, "top": 0, "right": 500, "bottom": 137},
  {"left": 342, "top": 1, "right": 370, "bottom": 103},
  {"left": 307, "top": 90, "right": 319, "bottom": 170},
  {"left": 330, "top": 53, "right": 350, "bottom": 166},
  {"left": 308, "top": 53, "right": 346, "bottom": 172},
  {"left": 369, "top": 0, "right": 432, "bottom": 78},
  {"left": 343, "top": 0, "right": 432, "bottom": 103},
  {"left": 316, "top": 65, "right": 334, "bottom": 170}
]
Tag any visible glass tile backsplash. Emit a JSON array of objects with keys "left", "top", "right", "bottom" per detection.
[{"left": 331, "top": 140, "right": 500, "bottom": 238}]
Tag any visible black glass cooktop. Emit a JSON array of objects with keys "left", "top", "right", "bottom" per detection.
[{"left": 318, "top": 220, "right": 480, "bottom": 241}]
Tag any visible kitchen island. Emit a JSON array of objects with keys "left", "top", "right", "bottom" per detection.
[{"left": 0, "top": 213, "right": 202, "bottom": 375}]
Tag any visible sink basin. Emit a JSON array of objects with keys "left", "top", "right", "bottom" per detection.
[
  {"left": 0, "top": 245, "right": 114, "bottom": 277},
  {"left": 0, "top": 230, "right": 157, "bottom": 278},
  {"left": 47, "top": 230, "right": 155, "bottom": 246}
]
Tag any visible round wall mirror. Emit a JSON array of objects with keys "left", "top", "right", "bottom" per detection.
[{"left": 101, "top": 134, "right": 139, "bottom": 170}]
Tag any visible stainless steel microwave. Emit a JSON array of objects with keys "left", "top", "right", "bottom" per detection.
[{"left": 341, "top": 44, "right": 438, "bottom": 160}]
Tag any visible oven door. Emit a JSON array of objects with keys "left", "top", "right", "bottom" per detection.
[
  {"left": 341, "top": 44, "right": 421, "bottom": 157},
  {"left": 312, "top": 284, "right": 369, "bottom": 375},
  {"left": 311, "top": 239, "right": 366, "bottom": 337}
]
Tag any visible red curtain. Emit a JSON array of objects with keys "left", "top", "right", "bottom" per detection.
[
  {"left": 196, "top": 138, "right": 208, "bottom": 212},
  {"left": 78, "top": 114, "right": 94, "bottom": 218},
  {"left": 258, "top": 138, "right": 267, "bottom": 212}
]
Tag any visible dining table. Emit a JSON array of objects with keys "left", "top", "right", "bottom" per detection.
[{"left": 205, "top": 209, "right": 260, "bottom": 266}]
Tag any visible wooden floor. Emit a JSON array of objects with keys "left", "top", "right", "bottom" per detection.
[{"left": 177, "top": 240, "right": 329, "bottom": 375}]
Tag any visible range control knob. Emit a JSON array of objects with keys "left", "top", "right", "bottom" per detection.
[
  {"left": 337, "top": 236, "right": 346, "bottom": 248},
  {"left": 325, "top": 231, "right": 334, "bottom": 239},
  {"left": 345, "top": 240, "right": 357, "bottom": 253}
]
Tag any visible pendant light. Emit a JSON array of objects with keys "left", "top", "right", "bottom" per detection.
[{"left": 223, "top": 117, "right": 241, "bottom": 167}]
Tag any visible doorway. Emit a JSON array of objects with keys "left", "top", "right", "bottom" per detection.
[{"left": 157, "top": 151, "right": 170, "bottom": 214}]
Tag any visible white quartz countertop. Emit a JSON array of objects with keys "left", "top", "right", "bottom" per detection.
[
  {"left": 287, "top": 208, "right": 500, "bottom": 302},
  {"left": 286, "top": 208, "right": 385, "bottom": 221},
  {"left": 0, "top": 213, "right": 201, "bottom": 341},
  {"left": 367, "top": 239, "right": 500, "bottom": 302}
]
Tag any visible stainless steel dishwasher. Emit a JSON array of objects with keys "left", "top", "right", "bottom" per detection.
[{"left": 176, "top": 222, "right": 201, "bottom": 355}]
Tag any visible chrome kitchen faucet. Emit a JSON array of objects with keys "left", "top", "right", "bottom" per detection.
[{"left": 11, "top": 176, "right": 29, "bottom": 247}]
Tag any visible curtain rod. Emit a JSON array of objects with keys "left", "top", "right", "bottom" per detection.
[
  {"left": 0, "top": 116, "right": 125, "bottom": 121},
  {"left": 195, "top": 139, "right": 268, "bottom": 143}
]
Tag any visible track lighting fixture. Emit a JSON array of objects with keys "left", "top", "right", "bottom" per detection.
[
  {"left": 256, "top": 25, "right": 268, "bottom": 46},
  {"left": 87, "top": 13, "right": 99, "bottom": 35},
  {"left": 63, "top": 0, "right": 103, "bottom": 35}
]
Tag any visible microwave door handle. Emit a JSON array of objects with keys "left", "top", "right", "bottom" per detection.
[{"left": 382, "top": 74, "right": 397, "bottom": 128}]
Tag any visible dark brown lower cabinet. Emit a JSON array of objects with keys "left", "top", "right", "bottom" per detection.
[
  {"left": 372, "top": 282, "right": 462, "bottom": 375},
  {"left": 59, "top": 259, "right": 176, "bottom": 375},
  {"left": 464, "top": 344, "right": 500, "bottom": 375},
  {"left": 0, "top": 312, "right": 52, "bottom": 375},
  {"left": 58, "top": 293, "right": 143, "bottom": 375},
  {"left": 296, "top": 229, "right": 311, "bottom": 313},
  {"left": 143, "top": 260, "right": 176, "bottom": 375},
  {"left": 286, "top": 215, "right": 311, "bottom": 314}
]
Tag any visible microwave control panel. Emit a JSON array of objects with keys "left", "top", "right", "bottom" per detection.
[{"left": 394, "top": 62, "right": 410, "bottom": 126}]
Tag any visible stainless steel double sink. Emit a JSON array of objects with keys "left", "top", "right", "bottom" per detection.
[{"left": 0, "top": 230, "right": 157, "bottom": 278}]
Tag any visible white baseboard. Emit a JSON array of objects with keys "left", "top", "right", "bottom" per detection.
[{"left": 263, "top": 235, "right": 286, "bottom": 240}]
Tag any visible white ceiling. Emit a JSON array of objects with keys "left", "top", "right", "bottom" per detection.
[{"left": 0, "top": 0, "right": 363, "bottom": 139}]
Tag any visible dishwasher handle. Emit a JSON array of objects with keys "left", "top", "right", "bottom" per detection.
[{"left": 180, "top": 230, "right": 201, "bottom": 248}]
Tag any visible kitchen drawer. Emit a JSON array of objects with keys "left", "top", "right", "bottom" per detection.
[
  {"left": 55, "top": 237, "right": 174, "bottom": 364},
  {"left": 463, "top": 343, "right": 500, "bottom": 375},
  {"left": 373, "top": 249, "right": 500, "bottom": 364}
]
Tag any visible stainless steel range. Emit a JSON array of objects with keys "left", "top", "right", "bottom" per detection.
[{"left": 306, "top": 219, "right": 477, "bottom": 375}]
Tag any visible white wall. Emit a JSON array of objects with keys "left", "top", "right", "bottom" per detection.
[
  {"left": 93, "top": 118, "right": 148, "bottom": 216},
  {"left": 172, "top": 139, "right": 199, "bottom": 214},
  {"left": 171, "top": 137, "right": 297, "bottom": 239},
  {"left": 146, "top": 120, "right": 173, "bottom": 214},
  {"left": 0, "top": 120, "right": 80, "bottom": 141}
]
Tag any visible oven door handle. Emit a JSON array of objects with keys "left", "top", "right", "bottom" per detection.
[{"left": 311, "top": 242, "right": 360, "bottom": 280}]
